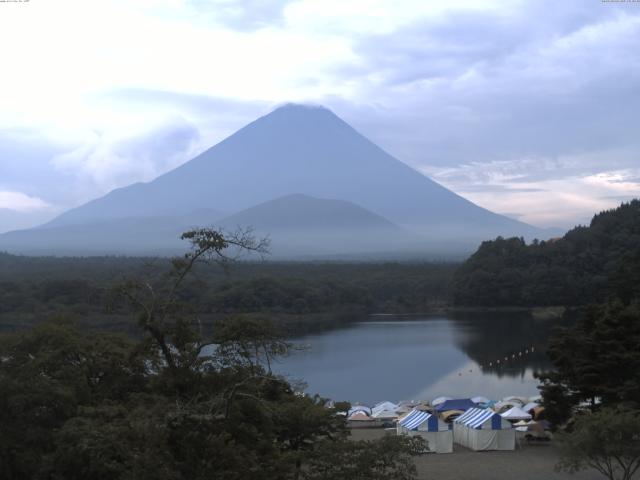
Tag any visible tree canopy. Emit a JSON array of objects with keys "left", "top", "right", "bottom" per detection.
[
  {"left": 452, "top": 200, "right": 640, "bottom": 307},
  {"left": 0, "top": 228, "right": 424, "bottom": 480}
]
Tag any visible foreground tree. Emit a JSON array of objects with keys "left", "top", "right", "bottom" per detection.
[
  {"left": 304, "top": 435, "right": 426, "bottom": 480},
  {"left": 556, "top": 408, "right": 640, "bottom": 480},
  {"left": 537, "top": 300, "right": 640, "bottom": 425},
  {"left": 0, "top": 228, "right": 423, "bottom": 480}
]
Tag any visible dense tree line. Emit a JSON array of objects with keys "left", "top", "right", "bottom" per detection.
[
  {"left": 0, "top": 253, "right": 456, "bottom": 334},
  {"left": 452, "top": 200, "right": 640, "bottom": 307}
]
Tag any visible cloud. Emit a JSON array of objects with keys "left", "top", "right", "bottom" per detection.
[
  {"left": 0, "top": 0, "right": 639, "bottom": 229},
  {"left": 51, "top": 117, "right": 202, "bottom": 194},
  {"left": 0, "top": 191, "right": 52, "bottom": 212},
  {"left": 421, "top": 155, "right": 640, "bottom": 228}
]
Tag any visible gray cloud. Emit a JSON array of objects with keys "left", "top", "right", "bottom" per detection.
[
  {"left": 325, "top": 1, "right": 640, "bottom": 181},
  {"left": 52, "top": 117, "right": 203, "bottom": 192}
]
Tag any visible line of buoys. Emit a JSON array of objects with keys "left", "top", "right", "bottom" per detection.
[{"left": 457, "top": 346, "right": 538, "bottom": 377}]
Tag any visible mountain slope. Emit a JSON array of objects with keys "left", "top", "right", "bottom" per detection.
[
  {"left": 0, "top": 209, "right": 225, "bottom": 256},
  {"left": 1, "top": 104, "right": 555, "bottom": 256}
]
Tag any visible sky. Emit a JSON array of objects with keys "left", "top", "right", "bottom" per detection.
[{"left": 1, "top": 0, "right": 639, "bottom": 233}]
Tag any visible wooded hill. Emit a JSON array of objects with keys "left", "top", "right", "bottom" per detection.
[{"left": 452, "top": 200, "right": 640, "bottom": 307}]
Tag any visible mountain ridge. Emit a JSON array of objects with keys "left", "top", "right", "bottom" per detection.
[{"left": 1, "top": 103, "right": 558, "bottom": 257}]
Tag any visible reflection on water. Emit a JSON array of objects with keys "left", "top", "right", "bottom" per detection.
[{"left": 275, "top": 313, "right": 569, "bottom": 405}]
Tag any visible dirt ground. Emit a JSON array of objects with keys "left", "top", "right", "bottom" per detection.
[{"left": 349, "top": 428, "right": 606, "bottom": 480}]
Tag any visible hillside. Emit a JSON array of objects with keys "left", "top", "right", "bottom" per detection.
[
  {"left": 452, "top": 200, "right": 640, "bottom": 306},
  {"left": 216, "top": 194, "right": 422, "bottom": 257}
]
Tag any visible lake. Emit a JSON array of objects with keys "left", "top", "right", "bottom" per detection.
[{"left": 275, "top": 313, "right": 566, "bottom": 405}]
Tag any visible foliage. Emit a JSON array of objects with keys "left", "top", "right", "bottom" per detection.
[
  {"left": 537, "top": 300, "right": 640, "bottom": 424},
  {"left": 0, "top": 228, "right": 422, "bottom": 480},
  {"left": 0, "top": 252, "right": 456, "bottom": 335},
  {"left": 452, "top": 200, "right": 640, "bottom": 307},
  {"left": 556, "top": 408, "right": 640, "bottom": 480},
  {"left": 304, "top": 435, "right": 426, "bottom": 480}
]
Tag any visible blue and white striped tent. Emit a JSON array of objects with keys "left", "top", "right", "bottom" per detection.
[
  {"left": 397, "top": 409, "right": 453, "bottom": 453},
  {"left": 453, "top": 408, "right": 514, "bottom": 451},
  {"left": 398, "top": 410, "right": 439, "bottom": 431}
]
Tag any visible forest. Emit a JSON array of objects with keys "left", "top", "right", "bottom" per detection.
[
  {"left": 0, "top": 252, "right": 456, "bottom": 336},
  {"left": 452, "top": 200, "right": 640, "bottom": 307}
]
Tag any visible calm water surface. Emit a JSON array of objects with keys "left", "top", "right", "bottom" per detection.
[{"left": 275, "top": 313, "right": 565, "bottom": 405}]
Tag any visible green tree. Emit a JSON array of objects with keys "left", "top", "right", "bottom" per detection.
[
  {"left": 304, "top": 435, "right": 425, "bottom": 480},
  {"left": 0, "top": 228, "right": 425, "bottom": 480},
  {"left": 538, "top": 300, "right": 640, "bottom": 424},
  {"left": 556, "top": 408, "right": 640, "bottom": 480}
]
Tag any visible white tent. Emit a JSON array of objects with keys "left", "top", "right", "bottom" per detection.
[
  {"left": 453, "top": 408, "right": 515, "bottom": 451},
  {"left": 502, "top": 396, "right": 526, "bottom": 405},
  {"left": 372, "top": 401, "right": 398, "bottom": 417},
  {"left": 471, "top": 396, "right": 490, "bottom": 405},
  {"left": 431, "top": 396, "right": 452, "bottom": 407},
  {"left": 397, "top": 409, "right": 453, "bottom": 453},
  {"left": 501, "top": 406, "right": 533, "bottom": 421},
  {"left": 348, "top": 405, "right": 372, "bottom": 416},
  {"left": 522, "top": 402, "right": 539, "bottom": 413},
  {"left": 372, "top": 408, "right": 399, "bottom": 420},
  {"left": 347, "top": 411, "right": 373, "bottom": 421},
  {"left": 494, "top": 400, "right": 520, "bottom": 413}
]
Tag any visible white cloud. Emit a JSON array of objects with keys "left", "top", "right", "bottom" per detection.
[
  {"left": 0, "top": 191, "right": 52, "bottom": 213},
  {"left": 51, "top": 117, "right": 203, "bottom": 194},
  {"left": 422, "top": 152, "right": 640, "bottom": 228}
]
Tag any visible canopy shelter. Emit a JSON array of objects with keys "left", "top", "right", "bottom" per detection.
[
  {"left": 532, "top": 406, "right": 546, "bottom": 420},
  {"left": 435, "top": 399, "right": 477, "bottom": 413},
  {"left": 522, "top": 402, "right": 539, "bottom": 413},
  {"left": 494, "top": 401, "right": 520, "bottom": 413},
  {"left": 348, "top": 405, "right": 372, "bottom": 416},
  {"left": 397, "top": 409, "right": 453, "bottom": 453},
  {"left": 502, "top": 396, "right": 527, "bottom": 405},
  {"left": 371, "top": 402, "right": 398, "bottom": 419},
  {"left": 501, "top": 407, "right": 533, "bottom": 421},
  {"left": 453, "top": 408, "right": 515, "bottom": 451},
  {"left": 471, "top": 396, "right": 490, "bottom": 405},
  {"left": 431, "top": 396, "right": 453, "bottom": 407},
  {"left": 347, "top": 411, "right": 373, "bottom": 421},
  {"left": 440, "top": 410, "right": 464, "bottom": 423},
  {"left": 372, "top": 401, "right": 397, "bottom": 414}
]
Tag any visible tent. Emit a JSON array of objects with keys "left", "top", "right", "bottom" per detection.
[
  {"left": 435, "top": 399, "right": 477, "bottom": 413},
  {"left": 348, "top": 405, "right": 372, "bottom": 416},
  {"left": 431, "top": 396, "right": 452, "bottom": 407},
  {"left": 440, "top": 410, "right": 464, "bottom": 423},
  {"left": 371, "top": 401, "right": 398, "bottom": 419},
  {"left": 397, "top": 409, "right": 453, "bottom": 453},
  {"left": 471, "top": 396, "right": 490, "bottom": 405},
  {"left": 347, "top": 411, "right": 372, "bottom": 421},
  {"left": 502, "top": 396, "right": 527, "bottom": 405},
  {"left": 453, "top": 408, "right": 515, "bottom": 451},
  {"left": 494, "top": 401, "right": 520, "bottom": 413},
  {"left": 522, "top": 402, "right": 539, "bottom": 413},
  {"left": 501, "top": 407, "right": 533, "bottom": 421}
]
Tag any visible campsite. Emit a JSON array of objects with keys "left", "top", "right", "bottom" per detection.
[{"left": 347, "top": 397, "right": 602, "bottom": 480}]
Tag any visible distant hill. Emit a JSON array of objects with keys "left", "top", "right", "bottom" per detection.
[
  {"left": 216, "top": 194, "right": 422, "bottom": 258},
  {"left": 0, "top": 103, "right": 556, "bottom": 257},
  {"left": 452, "top": 200, "right": 640, "bottom": 307}
]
